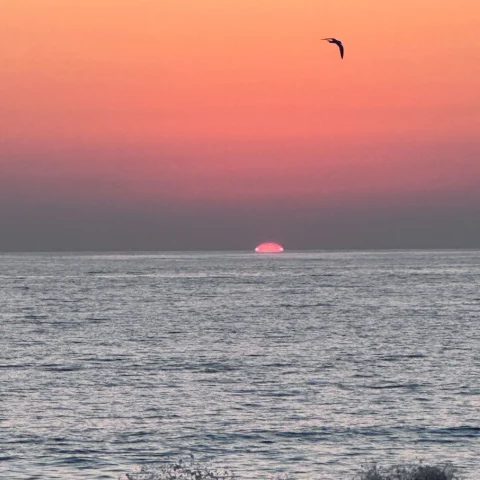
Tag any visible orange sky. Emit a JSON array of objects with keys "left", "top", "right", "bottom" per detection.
[{"left": 1, "top": 0, "right": 480, "bottom": 248}]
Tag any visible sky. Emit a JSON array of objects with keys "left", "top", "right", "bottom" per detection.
[{"left": 1, "top": 0, "right": 480, "bottom": 250}]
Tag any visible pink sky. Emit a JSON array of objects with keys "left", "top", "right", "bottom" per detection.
[{"left": 1, "top": 0, "right": 479, "bottom": 249}]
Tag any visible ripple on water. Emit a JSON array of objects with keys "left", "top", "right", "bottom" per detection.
[{"left": 1, "top": 251, "right": 480, "bottom": 479}]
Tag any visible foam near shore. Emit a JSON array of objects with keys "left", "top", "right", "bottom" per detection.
[{"left": 121, "top": 457, "right": 463, "bottom": 480}]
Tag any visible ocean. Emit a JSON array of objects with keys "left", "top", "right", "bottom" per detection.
[{"left": 1, "top": 250, "right": 479, "bottom": 479}]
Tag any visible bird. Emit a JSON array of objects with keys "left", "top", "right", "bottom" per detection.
[{"left": 322, "top": 38, "right": 344, "bottom": 59}]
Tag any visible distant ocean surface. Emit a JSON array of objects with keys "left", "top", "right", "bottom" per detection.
[{"left": 1, "top": 251, "right": 479, "bottom": 479}]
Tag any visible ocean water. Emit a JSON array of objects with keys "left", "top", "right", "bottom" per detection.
[{"left": 1, "top": 250, "right": 479, "bottom": 479}]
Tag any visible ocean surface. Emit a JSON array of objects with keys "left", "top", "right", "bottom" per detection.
[{"left": 1, "top": 250, "right": 479, "bottom": 479}]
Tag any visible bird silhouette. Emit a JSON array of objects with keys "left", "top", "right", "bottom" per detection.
[{"left": 322, "top": 38, "right": 344, "bottom": 59}]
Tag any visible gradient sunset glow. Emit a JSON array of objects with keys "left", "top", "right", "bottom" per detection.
[{"left": 1, "top": 0, "right": 479, "bottom": 250}]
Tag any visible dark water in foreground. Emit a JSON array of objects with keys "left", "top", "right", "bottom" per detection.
[{"left": 1, "top": 251, "right": 479, "bottom": 479}]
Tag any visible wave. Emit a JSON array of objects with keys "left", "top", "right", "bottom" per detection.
[{"left": 120, "top": 456, "right": 465, "bottom": 480}]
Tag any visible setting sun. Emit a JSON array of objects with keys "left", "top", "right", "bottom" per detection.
[{"left": 255, "top": 242, "right": 284, "bottom": 253}]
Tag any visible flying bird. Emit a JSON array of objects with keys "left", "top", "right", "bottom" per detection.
[{"left": 322, "top": 38, "right": 344, "bottom": 59}]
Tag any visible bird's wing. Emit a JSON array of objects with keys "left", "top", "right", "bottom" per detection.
[{"left": 339, "top": 43, "right": 344, "bottom": 58}]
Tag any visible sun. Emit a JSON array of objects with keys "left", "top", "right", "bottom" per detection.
[{"left": 254, "top": 242, "right": 284, "bottom": 253}]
